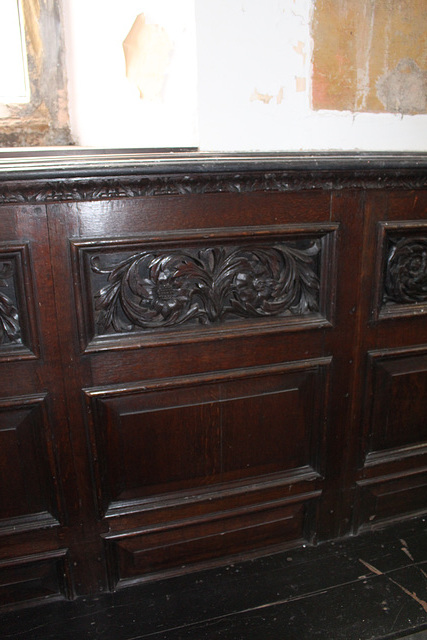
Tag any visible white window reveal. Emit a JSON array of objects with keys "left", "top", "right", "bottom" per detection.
[{"left": 0, "top": 0, "right": 30, "bottom": 104}]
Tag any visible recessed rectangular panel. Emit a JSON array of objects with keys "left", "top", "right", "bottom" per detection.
[
  {"left": 358, "top": 347, "right": 427, "bottom": 529},
  {"left": 364, "top": 348, "right": 427, "bottom": 463},
  {"left": 72, "top": 225, "right": 337, "bottom": 351},
  {"left": 0, "top": 550, "right": 70, "bottom": 607},
  {"left": 85, "top": 359, "right": 330, "bottom": 516},
  {"left": 106, "top": 500, "right": 307, "bottom": 587},
  {"left": 0, "top": 395, "right": 59, "bottom": 532},
  {"left": 355, "top": 470, "right": 427, "bottom": 531}
]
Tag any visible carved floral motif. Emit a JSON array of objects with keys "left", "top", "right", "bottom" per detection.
[
  {"left": 91, "top": 242, "right": 321, "bottom": 334},
  {"left": 384, "top": 236, "right": 427, "bottom": 304},
  {"left": 0, "top": 169, "right": 425, "bottom": 205},
  {"left": 0, "top": 261, "right": 20, "bottom": 344}
]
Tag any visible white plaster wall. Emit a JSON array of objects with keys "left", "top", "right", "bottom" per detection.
[
  {"left": 62, "top": 0, "right": 426, "bottom": 151},
  {"left": 0, "top": 0, "right": 30, "bottom": 104},
  {"left": 195, "top": 0, "right": 427, "bottom": 152},
  {"left": 62, "top": 0, "right": 198, "bottom": 148}
]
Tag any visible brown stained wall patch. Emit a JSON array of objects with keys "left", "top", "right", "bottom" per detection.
[
  {"left": 377, "top": 59, "right": 427, "bottom": 114},
  {"left": 123, "top": 14, "right": 172, "bottom": 101},
  {"left": 312, "top": 0, "right": 427, "bottom": 113}
]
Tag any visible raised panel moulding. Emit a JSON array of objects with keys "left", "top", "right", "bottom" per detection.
[
  {"left": 104, "top": 499, "right": 313, "bottom": 587},
  {"left": 361, "top": 346, "right": 427, "bottom": 468},
  {"left": 84, "top": 358, "right": 330, "bottom": 518},
  {"left": 0, "top": 394, "right": 61, "bottom": 534}
]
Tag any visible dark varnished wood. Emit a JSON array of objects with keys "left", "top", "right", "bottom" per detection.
[
  {"left": 0, "top": 152, "right": 426, "bottom": 609},
  {"left": 0, "top": 204, "right": 77, "bottom": 606},
  {"left": 0, "top": 516, "right": 425, "bottom": 639}
]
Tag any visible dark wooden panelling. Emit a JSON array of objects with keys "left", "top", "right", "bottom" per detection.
[
  {"left": 355, "top": 469, "right": 427, "bottom": 531},
  {"left": 85, "top": 359, "right": 330, "bottom": 518},
  {"left": 354, "top": 346, "right": 427, "bottom": 531},
  {"left": 0, "top": 203, "right": 78, "bottom": 605},
  {"left": 71, "top": 191, "right": 332, "bottom": 237},
  {"left": 105, "top": 500, "right": 309, "bottom": 587},
  {"left": 0, "top": 154, "right": 426, "bottom": 605},
  {"left": 0, "top": 550, "right": 70, "bottom": 608},
  {"left": 0, "top": 394, "right": 59, "bottom": 533},
  {"left": 364, "top": 348, "right": 427, "bottom": 459}
]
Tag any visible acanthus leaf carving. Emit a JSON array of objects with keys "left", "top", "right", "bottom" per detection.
[
  {"left": 0, "top": 168, "right": 425, "bottom": 205},
  {"left": 91, "top": 241, "right": 321, "bottom": 335},
  {"left": 0, "top": 260, "right": 21, "bottom": 344}
]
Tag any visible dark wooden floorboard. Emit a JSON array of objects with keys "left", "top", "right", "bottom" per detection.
[
  {"left": 1, "top": 517, "right": 426, "bottom": 640},
  {"left": 149, "top": 576, "right": 427, "bottom": 640}
]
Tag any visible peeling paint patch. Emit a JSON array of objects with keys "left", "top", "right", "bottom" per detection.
[
  {"left": 250, "top": 89, "right": 273, "bottom": 104},
  {"left": 377, "top": 59, "right": 427, "bottom": 114},
  {"left": 123, "top": 14, "right": 172, "bottom": 101},
  {"left": 295, "top": 77, "right": 306, "bottom": 92},
  {"left": 293, "top": 40, "right": 306, "bottom": 65}
]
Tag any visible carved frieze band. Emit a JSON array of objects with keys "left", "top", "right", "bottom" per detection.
[
  {"left": 74, "top": 230, "right": 335, "bottom": 349},
  {"left": 0, "top": 168, "right": 425, "bottom": 204}
]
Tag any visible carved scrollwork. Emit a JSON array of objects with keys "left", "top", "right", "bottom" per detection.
[
  {"left": 0, "top": 261, "right": 21, "bottom": 344},
  {"left": 0, "top": 169, "right": 425, "bottom": 205},
  {"left": 91, "top": 241, "right": 321, "bottom": 334},
  {"left": 384, "top": 236, "right": 427, "bottom": 304}
]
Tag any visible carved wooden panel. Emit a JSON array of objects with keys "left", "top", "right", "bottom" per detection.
[
  {"left": 72, "top": 226, "right": 337, "bottom": 351},
  {"left": 0, "top": 243, "right": 38, "bottom": 360},
  {"left": 374, "top": 222, "right": 427, "bottom": 320},
  {"left": 85, "top": 358, "right": 330, "bottom": 518},
  {"left": 0, "top": 550, "right": 70, "bottom": 608},
  {"left": 362, "top": 347, "right": 427, "bottom": 467},
  {"left": 0, "top": 394, "right": 60, "bottom": 533}
]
